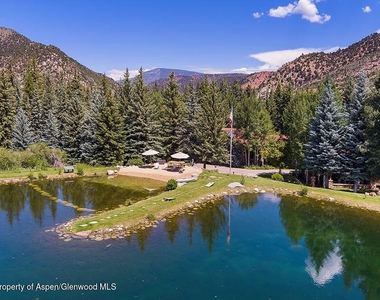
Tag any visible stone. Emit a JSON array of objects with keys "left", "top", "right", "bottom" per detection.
[{"left": 72, "top": 230, "right": 92, "bottom": 239}]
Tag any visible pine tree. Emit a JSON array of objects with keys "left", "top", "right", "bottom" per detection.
[
  {"left": 45, "top": 110, "right": 60, "bottom": 148},
  {"left": 341, "top": 73, "right": 368, "bottom": 192},
  {"left": 94, "top": 76, "right": 125, "bottom": 166},
  {"left": 303, "top": 82, "right": 345, "bottom": 188},
  {"left": 79, "top": 87, "right": 102, "bottom": 164},
  {"left": 365, "top": 72, "right": 380, "bottom": 180},
  {"left": 125, "top": 68, "right": 163, "bottom": 161},
  {"left": 193, "top": 77, "right": 228, "bottom": 165},
  {"left": 182, "top": 79, "right": 200, "bottom": 157},
  {"left": 61, "top": 73, "right": 86, "bottom": 162},
  {"left": 11, "top": 108, "right": 35, "bottom": 150},
  {"left": 0, "top": 69, "right": 18, "bottom": 148},
  {"left": 161, "top": 72, "right": 185, "bottom": 157}
]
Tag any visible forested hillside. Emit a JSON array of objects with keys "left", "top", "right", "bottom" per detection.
[{"left": 0, "top": 27, "right": 108, "bottom": 87}]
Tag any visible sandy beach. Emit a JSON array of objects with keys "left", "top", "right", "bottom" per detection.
[{"left": 117, "top": 165, "right": 202, "bottom": 182}]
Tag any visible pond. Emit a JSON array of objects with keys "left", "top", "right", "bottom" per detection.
[{"left": 0, "top": 178, "right": 379, "bottom": 299}]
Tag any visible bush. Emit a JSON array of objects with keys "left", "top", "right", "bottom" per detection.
[
  {"left": 240, "top": 174, "right": 245, "bottom": 185},
  {"left": 38, "top": 172, "right": 47, "bottom": 179},
  {"left": 146, "top": 214, "right": 155, "bottom": 222},
  {"left": 283, "top": 174, "right": 302, "bottom": 184},
  {"left": 271, "top": 173, "right": 284, "bottom": 181},
  {"left": 127, "top": 158, "right": 144, "bottom": 166},
  {"left": 76, "top": 164, "right": 85, "bottom": 176},
  {"left": 166, "top": 179, "right": 178, "bottom": 191},
  {"left": 28, "top": 173, "right": 36, "bottom": 180},
  {"left": 299, "top": 187, "right": 308, "bottom": 196}
]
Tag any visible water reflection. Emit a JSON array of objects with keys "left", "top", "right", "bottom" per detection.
[
  {"left": 0, "top": 176, "right": 165, "bottom": 227},
  {"left": 279, "top": 196, "right": 380, "bottom": 299},
  {"left": 161, "top": 193, "right": 258, "bottom": 252}
]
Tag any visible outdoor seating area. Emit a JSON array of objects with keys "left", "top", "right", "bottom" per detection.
[{"left": 140, "top": 149, "right": 189, "bottom": 173}]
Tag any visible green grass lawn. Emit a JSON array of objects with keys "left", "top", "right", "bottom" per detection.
[
  {"left": 68, "top": 170, "right": 380, "bottom": 233},
  {"left": 0, "top": 165, "right": 110, "bottom": 181}
]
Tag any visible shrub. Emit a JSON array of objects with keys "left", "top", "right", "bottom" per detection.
[
  {"left": 147, "top": 214, "right": 155, "bottom": 222},
  {"left": 240, "top": 174, "right": 245, "bottom": 185},
  {"left": 299, "top": 187, "right": 308, "bottom": 196},
  {"left": 271, "top": 173, "right": 284, "bottom": 181},
  {"left": 166, "top": 179, "right": 178, "bottom": 191},
  {"left": 76, "top": 164, "right": 85, "bottom": 176},
  {"left": 127, "top": 158, "right": 144, "bottom": 166},
  {"left": 28, "top": 173, "right": 36, "bottom": 180},
  {"left": 38, "top": 172, "right": 47, "bottom": 179},
  {"left": 283, "top": 174, "right": 302, "bottom": 184}
]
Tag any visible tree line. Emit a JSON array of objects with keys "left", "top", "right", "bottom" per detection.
[{"left": 1, "top": 59, "right": 380, "bottom": 187}]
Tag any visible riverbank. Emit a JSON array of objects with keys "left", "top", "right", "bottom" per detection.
[{"left": 58, "top": 169, "right": 380, "bottom": 241}]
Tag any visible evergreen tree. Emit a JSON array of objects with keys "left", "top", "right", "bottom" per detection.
[
  {"left": 11, "top": 108, "right": 35, "bottom": 150},
  {"left": 0, "top": 69, "right": 18, "bottom": 148},
  {"left": 182, "top": 79, "right": 200, "bottom": 157},
  {"left": 79, "top": 87, "right": 102, "bottom": 164},
  {"left": 94, "top": 76, "right": 125, "bottom": 166},
  {"left": 125, "top": 68, "right": 163, "bottom": 161},
  {"left": 45, "top": 110, "right": 60, "bottom": 148},
  {"left": 61, "top": 72, "right": 86, "bottom": 162},
  {"left": 22, "top": 59, "right": 45, "bottom": 142},
  {"left": 161, "top": 72, "right": 185, "bottom": 156},
  {"left": 341, "top": 73, "right": 368, "bottom": 192},
  {"left": 365, "top": 72, "right": 380, "bottom": 180},
  {"left": 303, "top": 82, "right": 345, "bottom": 188},
  {"left": 193, "top": 77, "right": 228, "bottom": 165}
]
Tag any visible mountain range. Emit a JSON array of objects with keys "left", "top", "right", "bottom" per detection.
[{"left": 1, "top": 26, "right": 380, "bottom": 93}]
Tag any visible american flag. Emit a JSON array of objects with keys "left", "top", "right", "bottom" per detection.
[{"left": 229, "top": 107, "right": 233, "bottom": 127}]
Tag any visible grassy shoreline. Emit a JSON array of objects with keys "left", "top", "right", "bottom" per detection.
[
  {"left": 0, "top": 165, "right": 110, "bottom": 183},
  {"left": 65, "top": 170, "right": 380, "bottom": 234},
  {"left": 2, "top": 167, "right": 380, "bottom": 235}
]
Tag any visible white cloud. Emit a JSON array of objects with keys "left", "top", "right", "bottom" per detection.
[
  {"left": 250, "top": 47, "right": 322, "bottom": 70},
  {"left": 269, "top": 3, "right": 295, "bottom": 17},
  {"left": 252, "top": 12, "right": 264, "bottom": 18},
  {"left": 106, "top": 69, "right": 141, "bottom": 80},
  {"left": 363, "top": 6, "right": 371, "bottom": 13},
  {"left": 377, "top": 28, "right": 380, "bottom": 34},
  {"left": 269, "top": 0, "right": 331, "bottom": 24}
]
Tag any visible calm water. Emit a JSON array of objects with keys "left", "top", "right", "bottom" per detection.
[{"left": 1, "top": 179, "right": 380, "bottom": 300}]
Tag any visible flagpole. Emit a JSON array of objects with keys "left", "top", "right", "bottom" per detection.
[{"left": 229, "top": 106, "right": 233, "bottom": 175}]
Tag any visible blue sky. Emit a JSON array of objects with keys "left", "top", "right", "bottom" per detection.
[{"left": 1, "top": 0, "right": 380, "bottom": 80}]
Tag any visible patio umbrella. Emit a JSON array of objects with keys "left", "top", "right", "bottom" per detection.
[
  {"left": 170, "top": 152, "right": 189, "bottom": 159},
  {"left": 142, "top": 149, "right": 159, "bottom": 156},
  {"left": 142, "top": 149, "right": 159, "bottom": 163}
]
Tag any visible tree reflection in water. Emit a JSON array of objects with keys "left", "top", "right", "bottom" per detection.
[
  {"left": 0, "top": 177, "right": 165, "bottom": 227},
  {"left": 279, "top": 195, "right": 380, "bottom": 299}
]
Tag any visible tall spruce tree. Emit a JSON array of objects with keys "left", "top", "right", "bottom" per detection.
[
  {"left": 303, "top": 82, "right": 345, "bottom": 188},
  {"left": 341, "top": 72, "right": 368, "bottom": 192},
  {"left": 182, "top": 79, "right": 200, "bottom": 158},
  {"left": 94, "top": 76, "right": 125, "bottom": 166},
  {"left": 61, "top": 72, "right": 86, "bottom": 162},
  {"left": 365, "top": 72, "right": 380, "bottom": 181},
  {"left": 0, "top": 69, "right": 18, "bottom": 148},
  {"left": 125, "top": 68, "right": 163, "bottom": 161},
  {"left": 11, "top": 108, "right": 35, "bottom": 150},
  {"left": 161, "top": 72, "right": 185, "bottom": 156},
  {"left": 79, "top": 87, "right": 102, "bottom": 164},
  {"left": 193, "top": 77, "right": 228, "bottom": 165}
]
